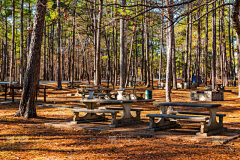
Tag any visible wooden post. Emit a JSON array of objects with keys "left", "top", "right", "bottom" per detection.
[
  {"left": 44, "top": 85, "right": 46, "bottom": 102},
  {"left": 4, "top": 84, "right": 7, "bottom": 101},
  {"left": 12, "top": 86, "right": 14, "bottom": 102}
]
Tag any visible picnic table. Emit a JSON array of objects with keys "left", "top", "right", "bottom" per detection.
[
  {"left": 146, "top": 102, "right": 226, "bottom": 136},
  {"left": 72, "top": 99, "right": 141, "bottom": 127},
  {"left": 85, "top": 88, "right": 113, "bottom": 99},
  {"left": 116, "top": 88, "right": 142, "bottom": 100},
  {"left": 75, "top": 84, "right": 97, "bottom": 96}
]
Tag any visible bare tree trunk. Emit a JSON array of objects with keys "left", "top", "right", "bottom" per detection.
[
  {"left": 20, "top": 0, "right": 24, "bottom": 85},
  {"left": 51, "top": 23, "right": 54, "bottom": 81},
  {"left": 221, "top": 0, "right": 228, "bottom": 87},
  {"left": 184, "top": 2, "right": 189, "bottom": 83},
  {"left": 119, "top": 0, "right": 126, "bottom": 89},
  {"left": 229, "top": 0, "right": 232, "bottom": 78},
  {"left": 172, "top": 32, "right": 177, "bottom": 90},
  {"left": 9, "top": 0, "right": 15, "bottom": 87},
  {"left": 145, "top": 0, "right": 150, "bottom": 87},
  {"left": 205, "top": 2, "right": 208, "bottom": 87},
  {"left": 94, "top": 0, "right": 103, "bottom": 86},
  {"left": 211, "top": 2, "right": 216, "bottom": 90},
  {"left": 14, "top": 0, "right": 47, "bottom": 119},
  {"left": 56, "top": 0, "right": 62, "bottom": 89},
  {"left": 187, "top": 4, "right": 192, "bottom": 89},
  {"left": 158, "top": 2, "right": 164, "bottom": 84},
  {"left": 237, "top": 35, "right": 240, "bottom": 97},
  {"left": 165, "top": 0, "right": 173, "bottom": 103},
  {"left": 196, "top": 7, "right": 201, "bottom": 87},
  {"left": 43, "top": 22, "right": 46, "bottom": 80},
  {"left": 141, "top": 3, "right": 144, "bottom": 82}
]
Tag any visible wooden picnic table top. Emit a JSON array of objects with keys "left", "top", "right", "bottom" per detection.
[{"left": 153, "top": 102, "right": 221, "bottom": 108}]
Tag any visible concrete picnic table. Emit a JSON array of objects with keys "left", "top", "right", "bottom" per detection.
[
  {"left": 85, "top": 88, "right": 113, "bottom": 99},
  {"left": 116, "top": 88, "right": 139, "bottom": 100},
  {"left": 78, "top": 99, "right": 139, "bottom": 127},
  {"left": 152, "top": 102, "right": 224, "bottom": 135}
]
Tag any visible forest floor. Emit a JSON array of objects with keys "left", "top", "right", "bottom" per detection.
[{"left": 0, "top": 81, "right": 239, "bottom": 159}]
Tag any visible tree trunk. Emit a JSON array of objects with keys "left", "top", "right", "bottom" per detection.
[
  {"left": 172, "top": 32, "right": 177, "bottom": 90},
  {"left": 119, "top": 0, "right": 126, "bottom": 89},
  {"left": 56, "top": 0, "right": 62, "bottom": 90},
  {"left": 221, "top": 0, "right": 228, "bottom": 87},
  {"left": 2, "top": 15, "right": 7, "bottom": 81},
  {"left": 165, "top": 0, "right": 173, "bottom": 104},
  {"left": 196, "top": 7, "right": 201, "bottom": 87},
  {"left": 211, "top": 2, "right": 216, "bottom": 90},
  {"left": 187, "top": 3, "right": 192, "bottom": 89},
  {"left": 145, "top": 0, "right": 150, "bottom": 87},
  {"left": 184, "top": 2, "right": 189, "bottom": 83},
  {"left": 94, "top": 0, "right": 103, "bottom": 86},
  {"left": 205, "top": 2, "right": 208, "bottom": 87},
  {"left": 158, "top": 2, "right": 164, "bottom": 84},
  {"left": 14, "top": 0, "right": 47, "bottom": 119},
  {"left": 20, "top": 0, "right": 24, "bottom": 85}
]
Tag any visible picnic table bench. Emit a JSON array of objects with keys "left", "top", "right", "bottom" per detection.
[
  {"left": 98, "top": 106, "right": 143, "bottom": 121},
  {"left": 72, "top": 108, "right": 119, "bottom": 124},
  {"left": 74, "top": 99, "right": 140, "bottom": 127},
  {"left": 146, "top": 102, "right": 226, "bottom": 136}
]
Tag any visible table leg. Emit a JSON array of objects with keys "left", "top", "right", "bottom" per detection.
[
  {"left": 206, "top": 107, "right": 220, "bottom": 131},
  {"left": 117, "top": 91, "right": 125, "bottom": 100},
  {"left": 146, "top": 105, "right": 179, "bottom": 131},
  {"left": 73, "top": 102, "right": 105, "bottom": 123},
  {"left": 109, "top": 103, "right": 142, "bottom": 127}
]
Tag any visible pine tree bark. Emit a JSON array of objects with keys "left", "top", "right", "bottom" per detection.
[
  {"left": 56, "top": 0, "right": 62, "bottom": 89},
  {"left": 187, "top": 4, "right": 192, "bottom": 89},
  {"left": 205, "top": 2, "right": 208, "bottom": 87},
  {"left": 165, "top": 0, "right": 173, "bottom": 103},
  {"left": 144, "top": 0, "right": 150, "bottom": 87},
  {"left": 211, "top": 2, "right": 216, "bottom": 90},
  {"left": 20, "top": 0, "right": 24, "bottom": 85},
  {"left": 14, "top": 0, "right": 47, "bottom": 119},
  {"left": 119, "top": 0, "right": 126, "bottom": 89},
  {"left": 94, "top": 0, "right": 103, "bottom": 86},
  {"left": 158, "top": 2, "right": 164, "bottom": 84}
]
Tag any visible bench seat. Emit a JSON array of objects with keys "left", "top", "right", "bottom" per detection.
[
  {"left": 72, "top": 108, "right": 119, "bottom": 114},
  {"left": 71, "top": 108, "right": 119, "bottom": 124},
  {"left": 99, "top": 107, "right": 143, "bottom": 120},
  {"left": 146, "top": 114, "right": 209, "bottom": 121},
  {"left": 169, "top": 111, "right": 226, "bottom": 117},
  {"left": 146, "top": 114, "right": 210, "bottom": 134},
  {"left": 99, "top": 107, "right": 143, "bottom": 112},
  {"left": 169, "top": 111, "right": 225, "bottom": 127}
]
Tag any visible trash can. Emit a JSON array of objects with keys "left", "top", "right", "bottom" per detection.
[
  {"left": 145, "top": 90, "right": 152, "bottom": 99},
  {"left": 129, "top": 81, "right": 132, "bottom": 87},
  {"left": 183, "top": 82, "right": 188, "bottom": 89}
]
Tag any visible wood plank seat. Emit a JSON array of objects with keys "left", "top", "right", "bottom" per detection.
[
  {"left": 71, "top": 108, "right": 119, "bottom": 124},
  {"left": 146, "top": 114, "right": 209, "bottom": 134},
  {"left": 98, "top": 107, "right": 143, "bottom": 120}
]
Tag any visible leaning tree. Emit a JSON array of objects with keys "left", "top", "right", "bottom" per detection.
[{"left": 15, "top": 0, "right": 47, "bottom": 119}]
